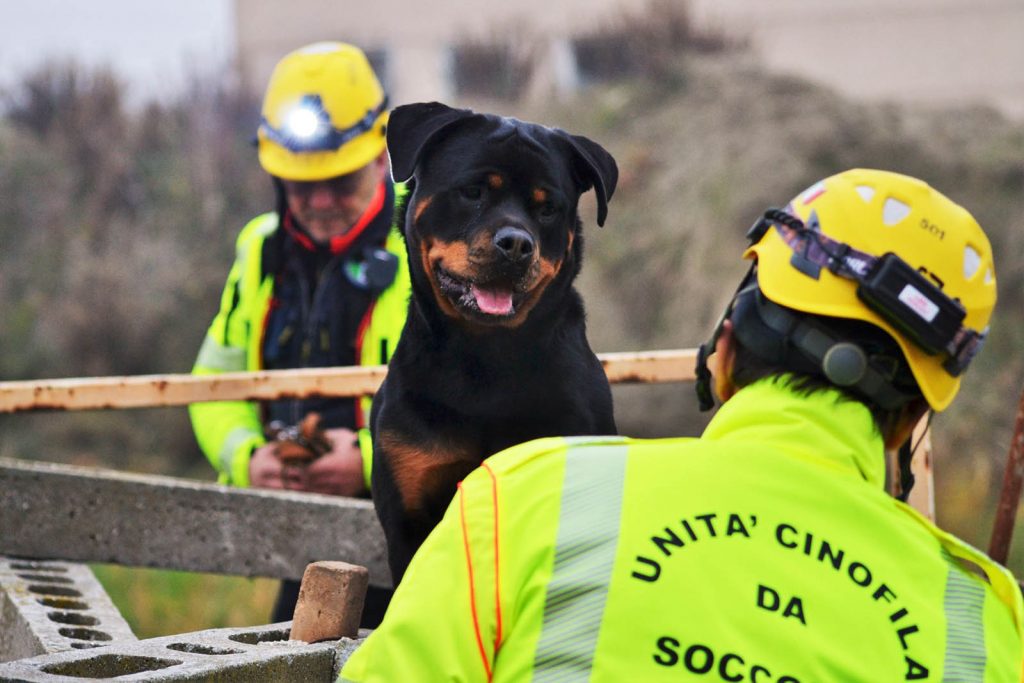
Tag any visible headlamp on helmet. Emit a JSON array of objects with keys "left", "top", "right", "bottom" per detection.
[
  {"left": 695, "top": 169, "right": 996, "bottom": 413},
  {"left": 260, "top": 94, "right": 389, "bottom": 154},
  {"left": 748, "top": 209, "right": 988, "bottom": 378}
]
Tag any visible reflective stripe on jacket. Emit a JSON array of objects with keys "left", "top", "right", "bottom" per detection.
[
  {"left": 340, "top": 379, "right": 1024, "bottom": 682},
  {"left": 189, "top": 205, "right": 409, "bottom": 488}
]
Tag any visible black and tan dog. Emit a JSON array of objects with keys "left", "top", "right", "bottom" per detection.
[{"left": 371, "top": 101, "right": 618, "bottom": 583}]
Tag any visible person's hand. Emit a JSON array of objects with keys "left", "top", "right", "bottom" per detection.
[
  {"left": 249, "top": 442, "right": 308, "bottom": 490},
  {"left": 304, "top": 428, "right": 366, "bottom": 497}
]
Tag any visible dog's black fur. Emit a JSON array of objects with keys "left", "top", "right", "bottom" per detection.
[{"left": 371, "top": 102, "right": 618, "bottom": 583}]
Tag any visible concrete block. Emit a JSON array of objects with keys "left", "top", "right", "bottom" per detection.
[
  {"left": 0, "top": 558, "right": 135, "bottom": 663},
  {"left": 0, "top": 621, "right": 368, "bottom": 682},
  {"left": 0, "top": 458, "right": 390, "bottom": 587}
]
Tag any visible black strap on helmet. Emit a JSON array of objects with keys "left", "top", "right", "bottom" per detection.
[{"left": 749, "top": 208, "right": 987, "bottom": 377}]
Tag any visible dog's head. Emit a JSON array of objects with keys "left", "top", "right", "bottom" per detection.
[{"left": 387, "top": 101, "right": 617, "bottom": 329}]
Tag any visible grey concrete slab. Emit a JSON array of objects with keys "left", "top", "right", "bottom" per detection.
[
  {"left": 0, "top": 558, "right": 135, "bottom": 663},
  {"left": 0, "top": 622, "right": 367, "bottom": 682},
  {"left": 0, "top": 458, "right": 389, "bottom": 587}
]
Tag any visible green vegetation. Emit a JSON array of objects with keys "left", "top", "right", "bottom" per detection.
[
  {"left": 90, "top": 565, "right": 277, "bottom": 637},
  {"left": 1, "top": 42, "right": 1022, "bottom": 636}
]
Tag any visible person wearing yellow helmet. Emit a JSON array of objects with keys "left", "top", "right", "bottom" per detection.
[
  {"left": 189, "top": 42, "right": 409, "bottom": 627},
  {"left": 339, "top": 169, "right": 1021, "bottom": 682}
]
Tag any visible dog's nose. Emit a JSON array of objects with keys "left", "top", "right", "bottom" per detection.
[{"left": 493, "top": 227, "right": 535, "bottom": 264}]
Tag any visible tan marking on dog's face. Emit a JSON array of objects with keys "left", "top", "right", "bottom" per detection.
[
  {"left": 379, "top": 430, "right": 478, "bottom": 514},
  {"left": 413, "top": 196, "right": 434, "bottom": 224},
  {"left": 532, "top": 187, "right": 548, "bottom": 204},
  {"left": 424, "top": 235, "right": 493, "bottom": 278},
  {"left": 488, "top": 173, "right": 504, "bottom": 189},
  {"left": 419, "top": 238, "right": 464, "bottom": 319},
  {"left": 419, "top": 231, "right": 565, "bottom": 328}
]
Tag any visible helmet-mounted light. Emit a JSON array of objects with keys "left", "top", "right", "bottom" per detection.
[
  {"left": 284, "top": 102, "right": 324, "bottom": 141},
  {"left": 694, "top": 206, "right": 989, "bottom": 413},
  {"left": 259, "top": 93, "right": 388, "bottom": 154},
  {"left": 749, "top": 208, "right": 988, "bottom": 378}
]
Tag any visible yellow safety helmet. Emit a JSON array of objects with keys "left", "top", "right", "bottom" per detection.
[
  {"left": 743, "top": 168, "right": 996, "bottom": 411},
  {"left": 256, "top": 42, "right": 388, "bottom": 181}
]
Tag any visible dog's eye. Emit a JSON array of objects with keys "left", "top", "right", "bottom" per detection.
[
  {"left": 459, "top": 185, "right": 483, "bottom": 201},
  {"left": 537, "top": 202, "right": 559, "bottom": 221}
]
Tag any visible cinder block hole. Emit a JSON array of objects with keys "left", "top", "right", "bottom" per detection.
[
  {"left": 41, "top": 654, "right": 182, "bottom": 678},
  {"left": 59, "top": 627, "right": 113, "bottom": 642},
  {"left": 70, "top": 642, "right": 103, "bottom": 650},
  {"left": 48, "top": 611, "right": 100, "bottom": 626},
  {"left": 37, "top": 597, "right": 90, "bottom": 610},
  {"left": 10, "top": 562, "right": 69, "bottom": 572},
  {"left": 166, "top": 643, "right": 245, "bottom": 655},
  {"left": 229, "top": 628, "right": 290, "bottom": 645},
  {"left": 28, "top": 584, "right": 82, "bottom": 597},
  {"left": 17, "top": 573, "right": 75, "bottom": 584}
]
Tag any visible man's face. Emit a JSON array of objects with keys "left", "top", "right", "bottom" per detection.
[{"left": 282, "top": 153, "right": 386, "bottom": 242}]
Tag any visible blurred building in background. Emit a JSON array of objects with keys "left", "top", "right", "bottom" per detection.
[{"left": 234, "top": 0, "right": 1024, "bottom": 118}]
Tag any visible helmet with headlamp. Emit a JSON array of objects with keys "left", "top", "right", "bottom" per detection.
[
  {"left": 257, "top": 42, "right": 389, "bottom": 181},
  {"left": 696, "top": 169, "right": 996, "bottom": 413}
]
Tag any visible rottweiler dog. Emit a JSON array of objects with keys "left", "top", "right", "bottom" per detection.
[{"left": 371, "top": 101, "right": 618, "bottom": 584}]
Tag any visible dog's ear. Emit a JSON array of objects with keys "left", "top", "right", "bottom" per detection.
[
  {"left": 387, "top": 102, "right": 475, "bottom": 182},
  {"left": 563, "top": 134, "right": 618, "bottom": 227}
]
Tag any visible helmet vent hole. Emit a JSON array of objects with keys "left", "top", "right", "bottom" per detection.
[
  {"left": 855, "top": 185, "right": 875, "bottom": 202},
  {"left": 882, "top": 198, "right": 911, "bottom": 226},
  {"left": 963, "top": 245, "right": 981, "bottom": 279}
]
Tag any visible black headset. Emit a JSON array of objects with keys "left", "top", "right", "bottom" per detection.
[
  {"left": 695, "top": 271, "right": 915, "bottom": 413},
  {"left": 730, "top": 280, "right": 917, "bottom": 411}
]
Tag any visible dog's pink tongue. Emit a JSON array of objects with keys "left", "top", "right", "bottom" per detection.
[{"left": 471, "top": 284, "right": 514, "bottom": 315}]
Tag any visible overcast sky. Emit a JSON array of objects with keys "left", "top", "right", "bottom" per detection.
[{"left": 1, "top": 0, "right": 233, "bottom": 101}]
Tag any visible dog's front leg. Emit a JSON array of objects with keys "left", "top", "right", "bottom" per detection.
[{"left": 372, "top": 426, "right": 481, "bottom": 584}]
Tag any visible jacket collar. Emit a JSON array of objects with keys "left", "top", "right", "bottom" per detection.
[{"left": 701, "top": 377, "right": 886, "bottom": 489}]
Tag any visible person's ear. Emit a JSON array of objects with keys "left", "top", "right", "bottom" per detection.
[{"left": 713, "top": 319, "right": 739, "bottom": 403}]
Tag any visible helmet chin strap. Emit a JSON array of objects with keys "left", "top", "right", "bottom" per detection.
[
  {"left": 694, "top": 340, "right": 718, "bottom": 413},
  {"left": 895, "top": 410, "right": 933, "bottom": 502}
]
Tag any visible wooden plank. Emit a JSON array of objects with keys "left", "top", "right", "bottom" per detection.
[
  {"left": 0, "top": 348, "right": 699, "bottom": 413},
  {"left": 907, "top": 417, "right": 935, "bottom": 522},
  {"left": 600, "top": 348, "right": 697, "bottom": 384}
]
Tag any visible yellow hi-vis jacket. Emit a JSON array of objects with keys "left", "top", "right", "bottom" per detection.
[
  {"left": 340, "top": 379, "right": 1024, "bottom": 682},
  {"left": 188, "top": 208, "right": 409, "bottom": 489}
]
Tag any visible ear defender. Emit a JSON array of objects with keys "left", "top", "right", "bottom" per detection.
[
  {"left": 728, "top": 283, "right": 916, "bottom": 412},
  {"left": 821, "top": 342, "right": 868, "bottom": 387}
]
